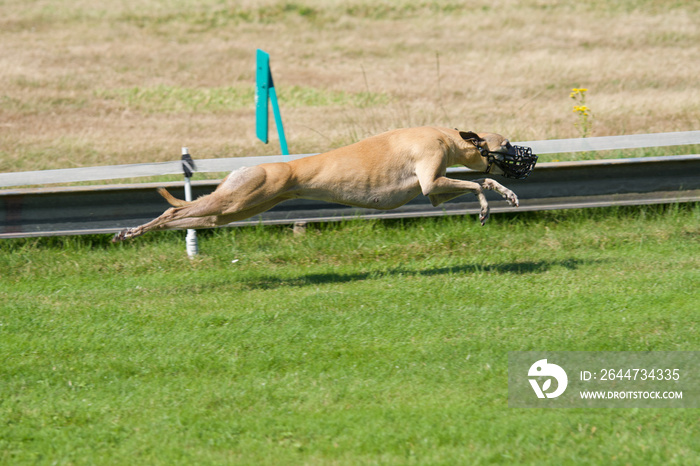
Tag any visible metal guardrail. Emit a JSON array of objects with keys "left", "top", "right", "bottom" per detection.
[
  {"left": 2, "top": 131, "right": 699, "bottom": 187},
  {"left": 1, "top": 155, "right": 698, "bottom": 238}
]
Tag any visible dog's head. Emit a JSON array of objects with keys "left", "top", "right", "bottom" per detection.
[{"left": 459, "top": 131, "right": 538, "bottom": 179}]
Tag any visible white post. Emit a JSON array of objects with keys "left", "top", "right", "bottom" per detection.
[{"left": 182, "top": 147, "right": 198, "bottom": 258}]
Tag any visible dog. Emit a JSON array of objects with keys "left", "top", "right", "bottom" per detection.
[{"left": 112, "top": 126, "right": 537, "bottom": 242}]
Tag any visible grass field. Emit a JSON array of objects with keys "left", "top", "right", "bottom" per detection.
[
  {"left": 2, "top": 0, "right": 700, "bottom": 464},
  {"left": 1, "top": 205, "right": 699, "bottom": 464}
]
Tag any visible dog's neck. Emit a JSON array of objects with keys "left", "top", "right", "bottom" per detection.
[
  {"left": 438, "top": 128, "right": 489, "bottom": 171},
  {"left": 457, "top": 146, "right": 489, "bottom": 171}
]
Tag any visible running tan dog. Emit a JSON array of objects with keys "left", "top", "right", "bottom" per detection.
[{"left": 112, "top": 126, "right": 537, "bottom": 242}]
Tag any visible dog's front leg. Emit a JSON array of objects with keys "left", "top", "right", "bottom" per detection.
[
  {"left": 472, "top": 178, "right": 519, "bottom": 208},
  {"left": 421, "top": 177, "right": 491, "bottom": 225}
]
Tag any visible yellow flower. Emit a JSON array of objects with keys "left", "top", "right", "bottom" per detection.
[{"left": 570, "top": 88, "right": 588, "bottom": 99}]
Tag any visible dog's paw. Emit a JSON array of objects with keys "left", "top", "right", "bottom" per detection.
[
  {"left": 505, "top": 190, "right": 519, "bottom": 207},
  {"left": 112, "top": 228, "right": 137, "bottom": 243},
  {"left": 480, "top": 209, "right": 490, "bottom": 226},
  {"left": 112, "top": 230, "right": 127, "bottom": 243}
]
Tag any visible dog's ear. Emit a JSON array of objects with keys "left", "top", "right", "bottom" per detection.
[{"left": 458, "top": 131, "right": 483, "bottom": 145}]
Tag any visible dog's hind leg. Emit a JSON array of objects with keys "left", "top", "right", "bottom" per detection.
[
  {"left": 112, "top": 164, "right": 293, "bottom": 242},
  {"left": 131, "top": 196, "right": 291, "bottom": 234},
  {"left": 112, "top": 189, "right": 235, "bottom": 241},
  {"left": 140, "top": 215, "right": 227, "bottom": 232}
]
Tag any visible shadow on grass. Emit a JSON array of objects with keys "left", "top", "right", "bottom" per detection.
[{"left": 239, "top": 258, "right": 606, "bottom": 290}]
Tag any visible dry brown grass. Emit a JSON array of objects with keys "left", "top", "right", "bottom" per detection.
[{"left": 1, "top": 0, "right": 699, "bottom": 172}]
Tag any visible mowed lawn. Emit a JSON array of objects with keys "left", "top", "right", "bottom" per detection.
[{"left": 1, "top": 205, "right": 698, "bottom": 465}]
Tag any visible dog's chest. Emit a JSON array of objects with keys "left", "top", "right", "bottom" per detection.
[{"left": 336, "top": 178, "right": 422, "bottom": 210}]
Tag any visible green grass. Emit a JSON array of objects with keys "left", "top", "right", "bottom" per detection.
[{"left": 1, "top": 205, "right": 699, "bottom": 464}]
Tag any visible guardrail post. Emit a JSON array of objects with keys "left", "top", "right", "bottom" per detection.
[{"left": 182, "top": 147, "right": 198, "bottom": 258}]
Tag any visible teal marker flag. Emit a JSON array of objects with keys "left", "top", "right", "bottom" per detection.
[{"left": 255, "top": 49, "right": 289, "bottom": 158}]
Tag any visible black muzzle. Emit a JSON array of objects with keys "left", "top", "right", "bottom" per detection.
[{"left": 482, "top": 143, "right": 538, "bottom": 179}]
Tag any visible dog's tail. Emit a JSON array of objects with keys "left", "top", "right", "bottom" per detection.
[{"left": 157, "top": 188, "right": 192, "bottom": 207}]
